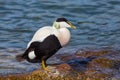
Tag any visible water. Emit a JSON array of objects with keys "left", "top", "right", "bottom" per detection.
[{"left": 0, "top": 0, "right": 120, "bottom": 75}]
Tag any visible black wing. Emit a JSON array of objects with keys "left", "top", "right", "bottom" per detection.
[{"left": 35, "top": 35, "right": 62, "bottom": 60}]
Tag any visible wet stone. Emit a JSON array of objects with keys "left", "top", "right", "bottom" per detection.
[{"left": 0, "top": 47, "right": 120, "bottom": 80}]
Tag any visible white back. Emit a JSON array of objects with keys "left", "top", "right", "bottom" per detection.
[{"left": 27, "top": 26, "right": 57, "bottom": 47}]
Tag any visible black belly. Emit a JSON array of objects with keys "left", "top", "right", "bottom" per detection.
[{"left": 24, "top": 35, "right": 62, "bottom": 63}]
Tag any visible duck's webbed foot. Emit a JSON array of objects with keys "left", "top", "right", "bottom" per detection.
[{"left": 41, "top": 59, "right": 50, "bottom": 71}]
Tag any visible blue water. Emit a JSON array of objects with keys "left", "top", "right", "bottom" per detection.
[
  {"left": 0, "top": 0, "right": 120, "bottom": 49},
  {"left": 0, "top": 0, "right": 120, "bottom": 75}
]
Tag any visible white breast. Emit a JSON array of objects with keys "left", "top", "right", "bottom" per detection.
[{"left": 58, "top": 28, "right": 70, "bottom": 46}]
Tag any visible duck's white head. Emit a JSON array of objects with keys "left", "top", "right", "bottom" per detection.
[{"left": 53, "top": 17, "right": 76, "bottom": 29}]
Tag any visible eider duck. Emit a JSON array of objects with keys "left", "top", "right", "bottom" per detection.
[{"left": 16, "top": 17, "right": 76, "bottom": 71}]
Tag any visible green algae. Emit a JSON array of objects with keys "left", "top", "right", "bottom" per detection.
[
  {"left": 92, "top": 58, "right": 114, "bottom": 68},
  {"left": 76, "top": 49, "right": 110, "bottom": 58}
]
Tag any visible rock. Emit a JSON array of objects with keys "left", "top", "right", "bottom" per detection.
[
  {"left": 1, "top": 47, "right": 120, "bottom": 80},
  {"left": 55, "top": 63, "right": 71, "bottom": 76}
]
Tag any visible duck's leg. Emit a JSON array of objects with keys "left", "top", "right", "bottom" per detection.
[{"left": 41, "top": 59, "right": 50, "bottom": 71}]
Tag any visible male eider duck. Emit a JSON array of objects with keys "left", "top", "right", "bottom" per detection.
[{"left": 16, "top": 17, "right": 76, "bottom": 71}]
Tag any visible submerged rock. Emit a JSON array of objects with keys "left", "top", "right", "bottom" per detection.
[{"left": 0, "top": 47, "right": 120, "bottom": 80}]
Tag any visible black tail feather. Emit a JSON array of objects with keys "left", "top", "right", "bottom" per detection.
[{"left": 16, "top": 54, "right": 25, "bottom": 62}]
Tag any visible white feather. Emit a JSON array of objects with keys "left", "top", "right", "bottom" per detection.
[
  {"left": 28, "top": 51, "right": 36, "bottom": 59},
  {"left": 58, "top": 28, "right": 70, "bottom": 46},
  {"left": 27, "top": 22, "right": 71, "bottom": 48},
  {"left": 59, "top": 22, "right": 71, "bottom": 28}
]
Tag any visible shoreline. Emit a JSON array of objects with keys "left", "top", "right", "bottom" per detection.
[{"left": 0, "top": 47, "right": 120, "bottom": 79}]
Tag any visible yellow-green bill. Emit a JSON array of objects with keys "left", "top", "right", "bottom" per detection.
[{"left": 67, "top": 21, "right": 76, "bottom": 29}]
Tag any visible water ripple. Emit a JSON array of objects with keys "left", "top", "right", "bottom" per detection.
[{"left": 0, "top": 0, "right": 120, "bottom": 74}]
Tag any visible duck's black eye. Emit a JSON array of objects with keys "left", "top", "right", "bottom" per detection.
[{"left": 56, "top": 17, "right": 68, "bottom": 22}]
